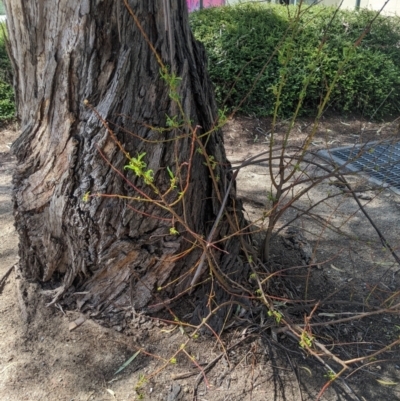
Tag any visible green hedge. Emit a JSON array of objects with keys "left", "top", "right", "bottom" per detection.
[
  {"left": 190, "top": 4, "right": 400, "bottom": 119},
  {"left": 0, "top": 23, "right": 15, "bottom": 121}
]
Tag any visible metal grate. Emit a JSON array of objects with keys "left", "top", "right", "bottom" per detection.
[{"left": 318, "top": 141, "right": 400, "bottom": 194}]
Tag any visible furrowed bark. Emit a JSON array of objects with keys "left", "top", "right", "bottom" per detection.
[{"left": 5, "top": 0, "right": 249, "bottom": 329}]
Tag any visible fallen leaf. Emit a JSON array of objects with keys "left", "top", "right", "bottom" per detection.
[
  {"left": 330, "top": 264, "right": 345, "bottom": 272},
  {"left": 376, "top": 379, "right": 397, "bottom": 386},
  {"left": 300, "top": 366, "right": 312, "bottom": 376},
  {"left": 68, "top": 316, "right": 86, "bottom": 331},
  {"left": 160, "top": 326, "right": 177, "bottom": 334}
]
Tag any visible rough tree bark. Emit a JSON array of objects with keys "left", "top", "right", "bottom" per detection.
[{"left": 5, "top": 0, "right": 250, "bottom": 329}]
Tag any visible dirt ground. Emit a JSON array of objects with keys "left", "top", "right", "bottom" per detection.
[{"left": 1, "top": 116, "right": 400, "bottom": 401}]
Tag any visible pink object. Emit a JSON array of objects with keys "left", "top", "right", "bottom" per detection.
[{"left": 187, "top": 0, "right": 225, "bottom": 12}]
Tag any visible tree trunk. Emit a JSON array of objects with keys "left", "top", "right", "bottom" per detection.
[{"left": 5, "top": 0, "right": 250, "bottom": 329}]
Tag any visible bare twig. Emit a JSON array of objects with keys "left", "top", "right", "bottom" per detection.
[{"left": 0, "top": 264, "right": 15, "bottom": 295}]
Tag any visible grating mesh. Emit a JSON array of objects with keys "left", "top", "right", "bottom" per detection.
[{"left": 319, "top": 141, "right": 400, "bottom": 194}]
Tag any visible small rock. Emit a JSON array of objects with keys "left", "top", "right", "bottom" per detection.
[
  {"left": 167, "top": 383, "right": 181, "bottom": 401},
  {"left": 357, "top": 193, "right": 372, "bottom": 201}
]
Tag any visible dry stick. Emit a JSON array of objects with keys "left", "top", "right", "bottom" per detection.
[
  {"left": 318, "top": 341, "right": 400, "bottom": 399},
  {"left": 325, "top": 168, "right": 400, "bottom": 266},
  {"left": 171, "top": 371, "right": 198, "bottom": 380},
  {"left": 231, "top": 153, "right": 347, "bottom": 215},
  {"left": 270, "top": 302, "right": 376, "bottom": 373},
  {"left": 270, "top": 305, "right": 400, "bottom": 383},
  {"left": 123, "top": 0, "right": 163, "bottom": 67},
  {"left": 0, "top": 264, "right": 15, "bottom": 295},
  {"left": 342, "top": 337, "right": 400, "bottom": 366},
  {"left": 316, "top": 367, "right": 349, "bottom": 401},
  {"left": 300, "top": 151, "right": 400, "bottom": 267},
  {"left": 181, "top": 348, "right": 210, "bottom": 389},
  {"left": 281, "top": 328, "right": 362, "bottom": 401},
  {"left": 285, "top": 303, "right": 400, "bottom": 329},
  {"left": 343, "top": 178, "right": 400, "bottom": 266},
  {"left": 345, "top": 358, "right": 400, "bottom": 380},
  {"left": 287, "top": 204, "right": 361, "bottom": 240},
  {"left": 189, "top": 169, "right": 239, "bottom": 289},
  {"left": 285, "top": 351, "right": 304, "bottom": 401},
  {"left": 110, "top": 119, "right": 190, "bottom": 144},
  {"left": 258, "top": 250, "right": 348, "bottom": 288},
  {"left": 232, "top": 151, "right": 362, "bottom": 216},
  {"left": 233, "top": 154, "right": 349, "bottom": 260},
  {"left": 231, "top": 147, "right": 400, "bottom": 301},
  {"left": 277, "top": 323, "right": 349, "bottom": 371},
  {"left": 143, "top": 302, "right": 251, "bottom": 393}
]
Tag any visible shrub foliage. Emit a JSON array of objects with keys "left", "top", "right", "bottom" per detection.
[
  {"left": 0, "top": 23, "right": 15, "bottom": 121},
  {"left": 190, "top": 4, "right": 400, "bottom": 119}
]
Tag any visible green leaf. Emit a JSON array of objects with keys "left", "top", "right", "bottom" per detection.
[
  {"left": 167, "top": 166, "right": 174, "bottom": 179},
  {"left": 169, "top": 227, "right": 179, "bottom": 236},
  {"left": 114, "top": 350, "right": 141, "bottom": 375}
]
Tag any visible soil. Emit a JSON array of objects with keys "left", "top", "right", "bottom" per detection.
[{"left": 1, "top": 116, "right": 400, "bottom": 401}]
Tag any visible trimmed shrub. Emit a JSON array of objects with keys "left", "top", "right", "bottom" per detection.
[
  {"left": 190, "top": 4, "right": 400, "bottom": 119},
  {"left": 0, "top": 23, "right": 15, "bottom": 121}
]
